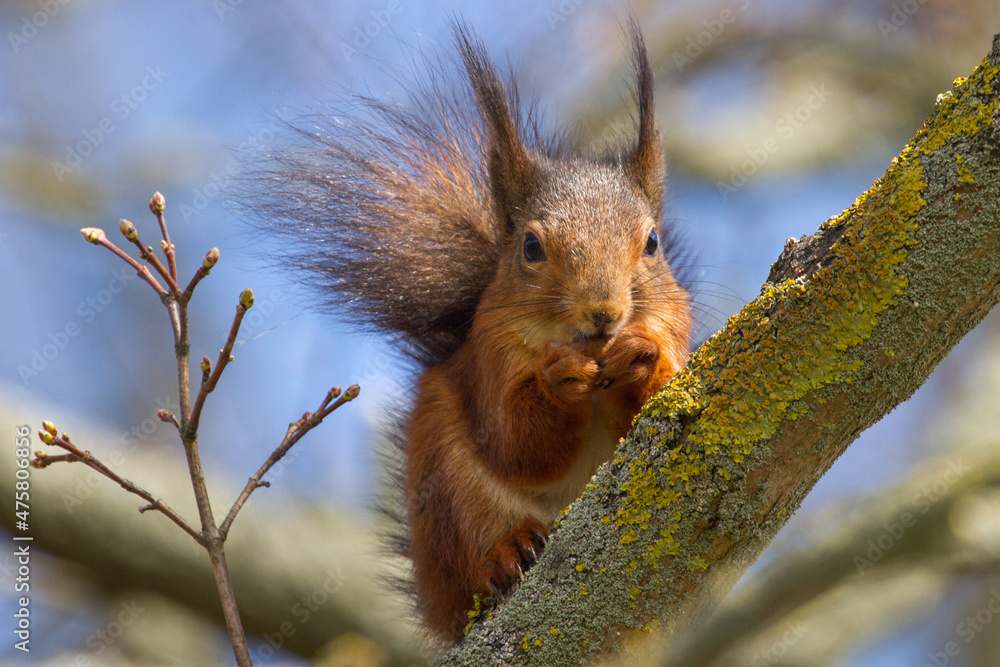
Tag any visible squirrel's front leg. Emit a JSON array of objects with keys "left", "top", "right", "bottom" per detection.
[
  {"left": 536, "top": 340, "right": 601, "bottom": 410},
  {"left": 596, "top": 321, "right": 677, "bottom": 423},
  {"left": 475, "top": 340, "right": 598, "bottom": 483},
  {"left": 476, "top": 341, "right": 598, "bottom": 595}
]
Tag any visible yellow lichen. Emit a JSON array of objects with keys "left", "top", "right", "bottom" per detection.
[
  {"left": 687, "top": 556, "right": 709, "bottom": 571},
  {"left": 608, "top": 45, "right": 1000, "bottom": 570},
  {"left": 463, "top": 594, "right": 482, "bottom": 636},
  {"left": 957, "top": 155, "right": 976, "bottom": 184}
]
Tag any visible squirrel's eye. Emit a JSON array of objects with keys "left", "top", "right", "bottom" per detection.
[
  {"left": 643, "top": 229, "right": 659, "bottom": 257},
  {"left": 523, "top": 232, "right": 546, "bottom": 262}
]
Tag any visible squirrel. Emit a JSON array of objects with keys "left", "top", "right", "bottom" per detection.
[{"left": 251, "top": 24, "right": 692, "bottom": 645}]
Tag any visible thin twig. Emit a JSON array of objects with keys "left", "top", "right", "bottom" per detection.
[
  {"left": 81, "top": 228, "right": 167, "bottom": 298},
  {"left": 118, "top": 219, "right": 180, "bottom": 292},
  {"left": 70, "top": 195, "right": 256, "bottom": 666},
  {"left": 158, "top": 409, "right": 182, "bottom": 434},
  {"left": 183, "top": 248, "right": 219, "bottom": 299},
  {"left": 185, "top": 289, "right": 253, "bottom": 438},
  {"left": 149, "top": 192, "right": 178, "bottom": 283},
  {"left": 219, "top": 385, "right": 360, "bottom": 539},
  {"left": 33, "top": 431, "right": 205, "bottom": 546}
]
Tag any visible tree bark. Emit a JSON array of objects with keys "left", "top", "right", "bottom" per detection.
[{"left": 438, "top": 34, "right": 1000, "bottom": 666}]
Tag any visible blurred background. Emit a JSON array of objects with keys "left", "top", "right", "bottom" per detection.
[{"left": 2, "top": 0, "right": 1000, "bottom": 665}]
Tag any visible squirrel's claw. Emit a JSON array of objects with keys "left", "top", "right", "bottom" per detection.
[
  {"left": 595, "top": 372, "right": 616, "bottom": 390},
  {"left": 598, "top": 324, "right": 660, "bottom": 390},
  {"left": 478, "top": 518, "right": 550, "bottom": 599}
]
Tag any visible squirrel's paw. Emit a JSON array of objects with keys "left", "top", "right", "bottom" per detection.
[
  {"left": 597, "top": 323, "right": 660, "bottom": 389},
  {"left": 480, "top": 518, "right": 548, "bottom": 597},
  {"left": 537, "top": 341, "right": 599, "bottom": 408}
]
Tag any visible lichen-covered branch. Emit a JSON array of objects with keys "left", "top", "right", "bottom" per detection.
[{"left": 439, "top": 34, "right": 1000, "bottom": 666}]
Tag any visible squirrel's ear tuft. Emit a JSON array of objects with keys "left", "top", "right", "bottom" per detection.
[
  {"left": 455, "top": 26, "right": 536, "bottom": 236},
  {"left": 624, "top": 23, "right": 665, "bottom": 219}
]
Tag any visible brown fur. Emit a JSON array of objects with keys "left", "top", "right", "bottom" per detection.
[
  {"left": 403, "top": 29, "right": 691, "bottom": 643},
  {"left": 250, "top": 23, "right": 691, "bottom": 646}
]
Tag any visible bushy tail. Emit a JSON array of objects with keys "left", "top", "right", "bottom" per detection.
[{"left": 245, "top": 27, "right": 558, "bottom": 367}]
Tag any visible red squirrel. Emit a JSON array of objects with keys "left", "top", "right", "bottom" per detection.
[{"left": 254, "top": 24, "right": 691, "bottom": 645}]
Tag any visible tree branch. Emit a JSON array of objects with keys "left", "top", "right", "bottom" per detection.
[
  {"left": 440, "top": 34, "right": 1000, "bottom": 665},
  {"left": 218, "top": 384, "right": 360, "bottom": 539},
  {"left": 32, "top": 426, "right": 204, "bottom": 545},
  {"left": 185, "top": 288, "right": 253, "bottom": 439},
  {"left": 0, "top": 393, "right": 423, "bottom": 666}
]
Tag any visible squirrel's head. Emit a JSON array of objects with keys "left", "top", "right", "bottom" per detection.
[
  {"left": 460, "top": 25, "right": 688, "bottom": 350},
  {"left": 508, "top": 164, "right": 668, "bottom": 342}
]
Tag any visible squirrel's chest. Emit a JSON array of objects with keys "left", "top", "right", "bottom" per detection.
[{"left": 524, "top": 407, "right": 622, "bottom": 516}]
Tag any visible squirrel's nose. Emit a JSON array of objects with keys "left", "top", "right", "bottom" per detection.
[{"left": 590, "top": 308, "right": 621, "bottom": 332}]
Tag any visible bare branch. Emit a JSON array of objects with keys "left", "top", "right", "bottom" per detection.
[
  {"left": 33, "top": 426, "right": 205, "bottom": 546},
  {"left": 219, "top": 385, "right": 360, "bottom": 539},
  {"left": 80, "top": 227, "right": 167, "bottom": 298},
  {"left": 149, "top": 191, "right": 178, "bottom": 283},
  {"left": 186, "top": 288, "right": 253, "bottom": 438},
  {"left": 184, "top": 247, "right": 220, "bottom": 298},
  {"left": 118, "top": 218, "right": 180, "bottom": 293}
]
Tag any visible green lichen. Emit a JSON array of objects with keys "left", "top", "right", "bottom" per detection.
[{"left": 612, "top": 51, "right": 1000, "bottom": 565}]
